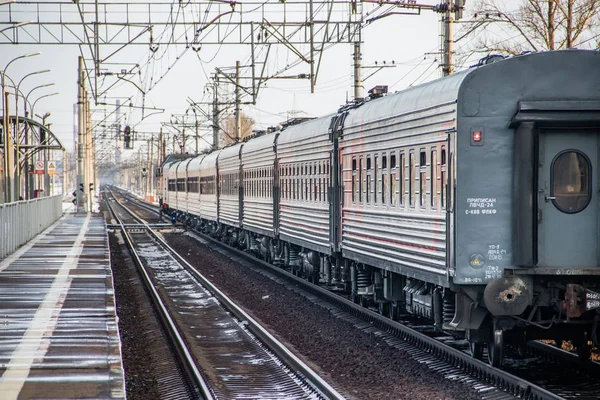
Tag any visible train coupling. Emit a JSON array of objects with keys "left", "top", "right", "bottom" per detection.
[
  {"left": 483, "top": 276, "right": 532, "bottom": 316},
  {"left": 564, "top": 284, "right": 600, "bottom": 318}
]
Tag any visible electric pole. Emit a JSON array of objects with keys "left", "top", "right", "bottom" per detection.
[
  {"left": 212, "top": 76, "right": 219, "bottom": 151},
  {"left": 235, "top": 60, "right": 241, "bottom": 143},
  {"left": 442, "top": 1, "right": 454, "bottom": 76}
]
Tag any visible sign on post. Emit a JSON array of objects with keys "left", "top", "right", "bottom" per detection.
[
  {"left": 47, "top": 161, "right": 56, "bottom": 175},
  {"left": 35, "top": 160, "right": 44, "bottom": 174}
]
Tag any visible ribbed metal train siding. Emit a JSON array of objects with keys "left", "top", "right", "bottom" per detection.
[
  {"left": 218, "top": 144, "right": 243, "bottom": 228},
  {"left": 278, "top": 118, "right": 333, "bottom": 254},
  {"left": 242, "top": 134, "right": 278, "bottom": 237},
  {"left": 200, "top": 152, "right": 219, "bottom": 221},
  {"left": 340, "top": 100, "right": 456, "bottom": 286},
  {"left": 186, "top": 156, "right": 203, "bottom": 217},
  {"left": 179, "top": 159, "right": 194, "bottom": 214},
  {"left": 166, "top": 162, "right": 179, "bottom": 209}
]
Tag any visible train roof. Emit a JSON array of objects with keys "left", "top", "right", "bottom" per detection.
[
  {"left": 344, "top": 49, "right": 600, "bottom": 129},
  {"left": 242, "top": 131, "right": 277, "bottom": 155},
  {"left": 344, "top": 69, "right": 468, "bottom": 129},
  {"left": 277, "top": 113, "right": 334, "bottom": 145},
  {"left": 187, "top": 155, "right": 205, "bottom": 172},
  {"left": 218, "top": 142, "right": 243, "bottom": 160}
]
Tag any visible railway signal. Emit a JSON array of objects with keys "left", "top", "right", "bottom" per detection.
[{"left": 124, "top": 125, "right": 131, "bottom": 149}]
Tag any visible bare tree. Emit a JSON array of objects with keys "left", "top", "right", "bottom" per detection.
[
  {"left": 220, "top": 112, "right": 254, "bottom": 147},
  {"left": 465, "top": 0, "right": 600, "bottom": 55}
]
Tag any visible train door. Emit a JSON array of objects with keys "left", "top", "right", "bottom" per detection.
[{"left": 537, "top": 129, "right": 598, "bottom": 268}]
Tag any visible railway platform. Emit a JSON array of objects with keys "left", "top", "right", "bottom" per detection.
[{"left": 0, "top": 212, "right": 125, "bottom": 399}]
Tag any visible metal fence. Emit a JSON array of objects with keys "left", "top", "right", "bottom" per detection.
[{"left": 0, "top": 195, "right": 63, "bottom": 259}]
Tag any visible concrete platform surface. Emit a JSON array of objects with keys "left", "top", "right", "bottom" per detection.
[{"left": 0, "top": 213, "right": 125, "bottom": 399}]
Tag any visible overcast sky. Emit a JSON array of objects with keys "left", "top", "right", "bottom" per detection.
[{"left": 0, "top": 0, "right": 526, "bottom": 158}]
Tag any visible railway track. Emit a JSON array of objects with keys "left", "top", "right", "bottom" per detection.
[
  {"left": 106, "top": 189, "right": 343, "bottom": 400},
  {"left": 116, "top": 187, "right": 600, "bottom": 400}
]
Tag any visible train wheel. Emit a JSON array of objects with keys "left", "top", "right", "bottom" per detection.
[
  {"left": 487, "top": 329, "right": 504, "bottom": 367},
  {"left": 378, "top": 302, "right": 389, "bottom": 316},
  {"left": 469, "top": 341, "right": 483, "bottom": 360},
  {"left": 576, "top": 332, "right": 591, "bottom": 360},
  {"left": 388, "top": 302, "right": 399, "bottom": 321}
]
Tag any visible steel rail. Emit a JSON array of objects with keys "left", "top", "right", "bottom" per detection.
[
  {"left": 110, "top": 188, "right": 346, "bottom": 400},
  {"left": 105, "top": 194, "right": 215, "bottom": 400}
]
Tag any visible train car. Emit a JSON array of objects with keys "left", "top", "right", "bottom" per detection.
[
  {"left": 185, "top": 155, "right": 204, "bottom": 217},
  {"left": 198, "top": 151, "right": 220, "bottom": 230},
  {"left": 178, "top": 158, "right": 196, "bottom": 214},
  {"left": 164, "top": 160, "right": 179, "bottom": 209},
  {"left": 277, "top": 117, "right": 334, "bottom": 276},
  {"left": 336, "top": 81, "right": 452, "bottom": 317},
  {"left": 218, "top": 144, "right": 244, "bottom": 240},
  {"left": 241, "top": 132, "right": 279, "bottom": 259}
]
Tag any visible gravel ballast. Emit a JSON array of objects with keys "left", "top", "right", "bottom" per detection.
[{"left": 163, "top": 231, "right": 481, "bottom": 400}]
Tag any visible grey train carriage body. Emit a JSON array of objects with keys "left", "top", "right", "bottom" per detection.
[{"left": 162, "top": 50, "right": 600, "bottom": 367}]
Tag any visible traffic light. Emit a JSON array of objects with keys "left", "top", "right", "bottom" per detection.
[
  {"left": 142, "top": 167, "right": 147, "bottom": 177},
  {"left": 79, "top": 183, "right": 84, "bottom": 192},
  {"left": 124, "top": 125, "right": 131, "bottom": 149},
  {"left": 89, "top": 183, "right": 94, "bottom": 191},
  {"left": 0, "top": 125, "right": 3, "bottom": 145}
]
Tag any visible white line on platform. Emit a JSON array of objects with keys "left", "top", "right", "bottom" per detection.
[{"left": 0, "top": 214, "right": 91, "bottom": 398}]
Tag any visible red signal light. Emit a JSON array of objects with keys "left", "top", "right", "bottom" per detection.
[{"left": 473, "top": 131, "right": 482, "bottom": 142}]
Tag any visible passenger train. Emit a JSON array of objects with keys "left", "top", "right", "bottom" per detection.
[{"left": 160, "top": 50, "right": 600, "bottom": 367}]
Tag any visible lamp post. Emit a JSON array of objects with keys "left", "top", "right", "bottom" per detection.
[
  {"left": 25, "top": 83, "right": 55, "bottom": 117},
  {"left": 14, "top": 69, "right": 50, "bottom": 199},
  {"left": 1, "top": 52, "right": 41, "bottom": 202},
  {"left": 31, "top": 93, "right": 57, "bottom": 198},
  {"left": 0, "top": 21, "right": 33, "bottom": 34},
  {"left": 30, "top": 92, "right": 58, "bottom": 118}
]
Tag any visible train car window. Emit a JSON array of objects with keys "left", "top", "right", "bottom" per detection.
[
  {"left": 399, "top": 153, "right": 404, "bottom": 206},
  {"left": 441, "top": 148, "right": 447, "bottom": 209},
  {"left": 304, "top": 170, "right": 308, "bottom": 201},
  {"left": 352, "top": 158, "right": 357, "bottom": 203},
  {"left": 374, "top": 155, "right": 379, "bottom": 204},
  {"left": 381, "top": 154, "right": 386, "bottom": 205},
  {"left": 552, "top": 151, "right": 591, "bottom": 213},
  {"left": 420, "top": 152, "right": 427, "bottom": 207},
  {"left": 409, "top": 151, "right": 415, "bottom": 207},
  {"left": 431, "top": 150, "right": 438, "bottom": 209},
  {"left": 177, "top": 178, "right": 186, "bottom": 192},
  {"left": 366, "top": 155, "right": 372, "bottom": 204},
  {"left": 359, "top": 157, "right": 363, "bottom": 203},
  {"left": 390, "top": 153, "right": 396, "bottom": 206}
]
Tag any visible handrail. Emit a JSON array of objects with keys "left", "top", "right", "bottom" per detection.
[{"left": 0, "top": 195, "right": 62, "bottom": 258}]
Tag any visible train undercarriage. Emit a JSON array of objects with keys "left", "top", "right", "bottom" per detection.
[{"left": 167, "top": 206, "right": 600, "bottom": 368}]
